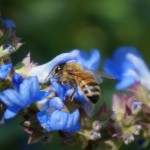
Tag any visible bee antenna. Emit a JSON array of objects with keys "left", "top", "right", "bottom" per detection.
[{"left": 45, "top": 70, "right": 52, "bottom": 82}]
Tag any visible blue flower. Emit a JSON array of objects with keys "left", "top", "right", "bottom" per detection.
[
  {"left": 37, "top": 97, "right": 80, "bottom": 132},
  {"left": 0, "top": 73, "right": 49, "bottom": 119},
  {"left": 103, "top": 47, "right": 150, "bottom": 90},
  {"left": 0, "top": 64, "right": 12, "bottom": 79},
  {"left": 29, "top": 49, "right": 100, "bottom": 103},
  {"left": 1, "top": 18, "right": 16, "bottom": 28}
]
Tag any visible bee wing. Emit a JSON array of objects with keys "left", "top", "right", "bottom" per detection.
[
  {"left": 69, "top": 71, "right": 92, "bottom": 78},
  {"left": 69, "top": 69, "right": 115, "bottom": 83},
  {"left": 84, "top": 69, "right": 115, "bottom": 83}
]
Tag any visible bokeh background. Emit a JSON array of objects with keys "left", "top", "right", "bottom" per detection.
[{"left": 0, "top": 0, "right": 150, "bottom": 150}]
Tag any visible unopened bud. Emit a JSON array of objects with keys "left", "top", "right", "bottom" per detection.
[
  {"left": 89, "top": 130, "right": 101, "bottom": 140},
  {"left": 133, "top": 125, "right": 141, "bottom": 135},
  {"left": 92, "top": 120, "right": 102, "bottom": 131},
  {"left": 124, "top": 134, "right": 134, "bottom": 145},
  {"left": 131, "top": 102, "right": 142, "bottom": 114}
]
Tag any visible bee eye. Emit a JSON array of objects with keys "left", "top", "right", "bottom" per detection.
[
  {"left": 55, "top": 66, "right": 61, "bottom": 73},
  {"left": 52, "top": 63, "right": 65, "bottom": 77}
]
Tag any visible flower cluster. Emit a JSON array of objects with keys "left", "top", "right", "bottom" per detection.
[
  {"left": 103, "top": 47, "right": 150, "bottom": 149},
  {"left": 0, "top": 18, "right": 150, "bottom": 150}
]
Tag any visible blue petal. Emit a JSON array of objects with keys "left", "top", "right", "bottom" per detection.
[
  {"left": 12, "top": 73, "right": 24, "bottom": 91},
  {"left": 0, "top": 64, "right": 12, "bottom": 79},
  {"left": 36, "top": 110, "right": 48, "bottom": 124},
  {"left": 48, "top": 97, "right": 64, "bottom": 110},
  {"left": 89, "top": 49, "right": 100, "bottom": 69},
  {"left": 71, "top": 49, "right": 100, "bottom": 69},
  {"left": 50, "top": 109, "right": 80, "bottom": 132},
  {"left": 29, "top": 52, "right": 77, "bottom": 83},
  {"left": 19, "top": 77, "right": 38, "bottom": 105},
  {"left": 103, "top": 58, "right": 120, "bottom": 79},
  {"left": 103, "top": 47, "right": 144, "bottom": 90},
  {"left": 36, "top": 91, "right": 50, "bottom": 100},
  {"left": 0, "top": 89, "right": 22, "bottom": 119},
  {"left": 37, "top": 109, "right": 80, "bottom": 132},
  {"left": 4, "top": 109, "right": 17, "bottom": 119},
  {"left": 65, "top": 87, "right": 87, "bottom": 103},
  {"left": 116, "top": 77, "right": 137, "bottom": 90},
  {"left": 126, "top": 53, "right": 150, "bottom": 79},
  {"left": 0, "top": 89, "right": 22, "bottom": 107},
  {"left": 3, "top": 19, "right": 16, "bottom": 28},
  {"left": 51, "top": 80, "right": 87, "bottom": 103},
  {"left": 64, "top": 124, "right": 80, "bottom": 132},
  {"left": 49, "top": 110, "right": 68, "bottom": 131},
  {"left": 19, "top": 76, "right": 49, "bottom": 106},
  {"left": 104, "top": 47, "right": 142, "bottom": 76},
  {"left": 66, "top": 109, "right": 79, "bottom": 128},
  {"left": 113, "top": 47, "right": 141, "bottom": 62},
  {"left": 113, "top": 47, "right": 142, "bottom": 75},
  {"left": 50, "top": 78, "right": 66, "bottom": 100}
]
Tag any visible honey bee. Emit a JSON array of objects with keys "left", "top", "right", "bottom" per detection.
[{"left": 51, "top": 62, "right": 114, "bottom": 104}]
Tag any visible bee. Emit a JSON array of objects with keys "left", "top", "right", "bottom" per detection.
[{"left": 51, "top": 62, "right": 114, "bottom": 104}]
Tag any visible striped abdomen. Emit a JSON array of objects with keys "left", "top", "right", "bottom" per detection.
[{"left": 76, "top": 73, "right": 100, "bottom": 104}]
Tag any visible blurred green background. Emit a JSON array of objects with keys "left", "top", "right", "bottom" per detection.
[{"left": 0, "top": 0, "right": 150, "bottom": 150}]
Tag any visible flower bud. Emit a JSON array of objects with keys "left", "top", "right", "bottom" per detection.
[
  {"left": 124, "top": 134, "right": 134, "bottom": 145},
  {"left": 92, "top": 120, "right": 102, "bottom": 131},
  {"left": 133, "top": 125, "right": 141, "bottom": 135},
  {"left": 89, "top": 129, "right": 101, "bottom": 140},
  {"left": 131, "top": 102, "right": 142, "bottom": 114}
]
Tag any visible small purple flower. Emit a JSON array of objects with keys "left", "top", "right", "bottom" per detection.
[
  {"left": 89, "top": 129, "right": 101, "bottom": 140},
  {"left": 0, "top": 73, "right": 49, "bottom": 119},
  {"left": 124, "top": 134, "right": 134, "bottom": 145},
  {"left": 131, "top": 101, "right": 142, "bottom": 114},
  {"left": 0, "top": 64, "right": 12, "bottom": 79},
  {"left": 103, "top": 47, "right": 150, "bottom": 90},
  {"left": 3, "top": 44, "right": 16, "bottom": 53},
  {"left": 37, "top": 97, "right": 80, "bottom": 132}
]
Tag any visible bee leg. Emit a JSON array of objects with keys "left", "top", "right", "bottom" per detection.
[{"left": 66, "top": 84, "right": 77, "bottom": 101}]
